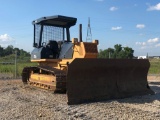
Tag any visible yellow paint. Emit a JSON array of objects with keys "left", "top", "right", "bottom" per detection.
[{"left": 30, "top": 73, "right": 56, "bottom": 83}]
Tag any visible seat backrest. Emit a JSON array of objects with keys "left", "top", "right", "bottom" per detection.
[{"left": 48, "top": 40, "right": 58, "bottom": 51}]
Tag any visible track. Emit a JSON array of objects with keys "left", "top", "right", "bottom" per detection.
[{"left": 22, "top": 66, "right": 67, "bottom": 92}]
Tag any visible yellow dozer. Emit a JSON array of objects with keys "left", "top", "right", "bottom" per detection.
[{"left": 22, "top": 15, "right": 154, "bottom": 105}]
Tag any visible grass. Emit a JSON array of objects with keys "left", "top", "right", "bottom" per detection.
[
  {"left": 149, "top": 59, "right": 160, "bottom": 75},
  {"left": 0, "top": 62, "right": 37, "bottom": 77}
]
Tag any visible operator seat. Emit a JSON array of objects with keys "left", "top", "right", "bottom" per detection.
[{"left": 47, "top": 40, "right": 59, "bottom": 58}]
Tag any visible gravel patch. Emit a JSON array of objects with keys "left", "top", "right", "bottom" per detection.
[{"left": 0, "top": 79, "right": 160, "bottom": 120}]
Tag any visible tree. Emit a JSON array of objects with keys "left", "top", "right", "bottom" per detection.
[
  {"left": 0, "top": 45, "right": 4, "bottom": 57},
  {"left": 4, "top": 45, "right": 14, "bottom": 55},
  {"left": 98, "top": 48, "right": 114, "bottom": 58},
  {"left": 123, "top": 47, "right": 134, "bottom": 59},
  {"left": 0, "top": 45, "right": 30, "bottom": 58},
  {"left": 14, "top": 48, "right": 20, "bottom": 56},
  {"left": 98, "top": 44, "right": 134, "bottom": 59},
  {"left": 114, "top": 44, "right": 122, "bottom": 53}
]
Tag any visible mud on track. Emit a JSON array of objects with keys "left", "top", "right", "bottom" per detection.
[{"left": 0, "top": 79, "right": 160, "bottom": 120}]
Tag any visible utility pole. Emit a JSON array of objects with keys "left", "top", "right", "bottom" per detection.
[
  {"left": 15, "top": 50, "right": 17, "bottom": 79},
  {"left": 86, "top": 17, "right": 92, "bottom": 42}
]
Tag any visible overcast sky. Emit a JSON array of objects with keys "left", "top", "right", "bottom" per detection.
[{"left": 0, "top": 0, "right": 160, "bottom": 56}]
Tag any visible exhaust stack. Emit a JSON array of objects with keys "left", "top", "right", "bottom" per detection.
[{"left": 79, "top": 24, "right": 82, "bottom": 42}]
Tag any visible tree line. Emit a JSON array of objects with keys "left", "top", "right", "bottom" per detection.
[
  {"left": 98, "top": 44, "right": 134, "bottom": 59},
  {"left": 0, "top": 45, "right": 30, "bottom": 58}
]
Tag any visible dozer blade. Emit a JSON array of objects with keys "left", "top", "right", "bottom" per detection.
[{"left": 67, "top": 58, "right": 154, "bottom": 105}]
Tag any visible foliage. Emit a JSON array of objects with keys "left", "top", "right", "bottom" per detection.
[
  {"left": 0, "top": 45, "right": 30, "bottom": 62},
  {"left": 0, "top": 45, "right": 30, "bottom": 58},
  {"left": 98, "top": 44, "right": 134, "bottom": 59}
]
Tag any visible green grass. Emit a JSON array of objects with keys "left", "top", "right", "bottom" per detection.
[
  {"left": 0, "top": 62, "right": 37, "bottom": 77},
  {"left": 149, "top": 59, "right": 160, "bottom": 74},
  {"left": 0, "top": 54, "right": 35, "bottom": 77}
]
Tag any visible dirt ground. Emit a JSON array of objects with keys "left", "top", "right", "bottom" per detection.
[{"left": 0, "top": 78, "right": 160, "bottom": 120}]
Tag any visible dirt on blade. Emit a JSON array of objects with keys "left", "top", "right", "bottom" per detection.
[{"left": 0, "top": 79, "right": 160, "bottom": 120}]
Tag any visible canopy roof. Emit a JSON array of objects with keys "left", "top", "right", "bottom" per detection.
[{"left": 32, "top": 15, "right": 77, "bottom": 28}]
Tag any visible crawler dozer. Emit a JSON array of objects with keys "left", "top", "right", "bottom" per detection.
[{"left": 22, "top": 15, "right": 154, "bottom": 105}]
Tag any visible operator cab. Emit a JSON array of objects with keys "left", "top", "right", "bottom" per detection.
[{"left": 31, "top": 15, "right": 77, "bottom": 60}]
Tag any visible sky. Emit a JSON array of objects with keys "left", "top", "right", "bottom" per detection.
[{"left": 0, "top": 0, "right": 160, "bottom": 56}]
